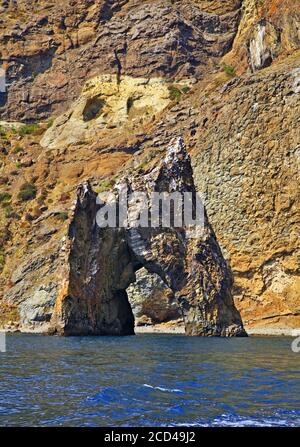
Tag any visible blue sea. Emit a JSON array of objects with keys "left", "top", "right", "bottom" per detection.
[{"left": 0, "top": 334, "right": 299, "bottom": 426}]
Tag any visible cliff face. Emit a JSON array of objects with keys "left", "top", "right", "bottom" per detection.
[
  {"left": 0, "top": 0, "right": 299, "bottom": 334},
  {"left": 192, "top": 60, "right": 300, "bottom": 333},
  {"left": 224, "top": 0, "right": 300, "bottom": 73},
  {"left": 1, "top": 137, "right": 246, "bottom": 336},
  {"left": 0, "top": 0, "right": 241, "bottom": 121}
]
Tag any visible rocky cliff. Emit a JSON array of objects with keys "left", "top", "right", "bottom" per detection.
[
  {"left": 0, "top": 0, "right": 241, "bottom": 121},
  {"left": 0, "top": 136, "right": 246, "bottom": 336},
  {"left": 0, "top": 0, "right": 299, "bottom": 335},
  {"left": 50, "top": 138, "right": 246, "bottom": 336}
]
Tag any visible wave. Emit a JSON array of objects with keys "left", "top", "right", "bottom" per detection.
[{"left": 143, "top": 384, "right": 183, "bottom": 393}]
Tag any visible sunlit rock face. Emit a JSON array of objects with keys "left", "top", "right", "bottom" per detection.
[
  {"left": 0, "top": 0, "right": 242, "bottom": 122},
  {"left": 249, "top": 20, "right": 279, "bottom": 71},
  {"left": 50, "top": 138, "right": 246, "bottom": 337},
  {"left": 223, "top": 0, "right": 300, "bottom": 74},
  {"left": 192, "top": 59, "right": 300, "bottom": 334},
  {"left": 40, "top": 75, "right": 193, "bottom": 149}
]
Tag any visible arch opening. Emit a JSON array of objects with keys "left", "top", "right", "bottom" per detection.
[{"left": 50, "top": 138, "right": 246, "bottom": 337}]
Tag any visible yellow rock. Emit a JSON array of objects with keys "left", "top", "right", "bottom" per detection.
[{"left": 41, "top": 74, "right": 193, "bottom": 150}]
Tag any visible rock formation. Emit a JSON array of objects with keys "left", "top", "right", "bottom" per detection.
[
  {"left": 127, "top": 268, "right": 182, "bottom": 327},
  {"left": 0, "top": 0, "right": 242, "bottom": 122},
  {"left": 0, "top": 1, "right": 299, "bottom": 335},
  {"left": 50, "top": 137, "right": 246, "bottom": 336},
  {"left": 192, "top": 62, "right": 300, "bottom": 334},
  {"left": 40, "top": 75, "right": 193, "bottom": 150}
]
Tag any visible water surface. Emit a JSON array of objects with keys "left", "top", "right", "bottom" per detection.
[{"left": 0, "top": 334, "right": 299, "bottom": 426}]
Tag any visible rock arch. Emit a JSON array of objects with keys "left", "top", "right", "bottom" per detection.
[{"left": 50, "top": 138, "right": 246, "bottom": 337}]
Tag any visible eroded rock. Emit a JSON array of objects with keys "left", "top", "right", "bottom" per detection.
[
  {"left": 40, "top": 75, "right": 193, "bottom": 149},
  {"left": 127, "top": 268, "right": 181, "bottom": 326},
  {"left": 50, "top": 138, "right": 246, "bottom": 336},
  {"left": 0, "top": 0, "right": 242, "bottom": 121}
]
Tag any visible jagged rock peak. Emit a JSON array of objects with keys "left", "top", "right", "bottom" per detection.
[
  {"left": 50, "top": 138, "right": 247, "bottom": 337},
  {"left": 164, "top": 137, "right": 190, "bottom": 164},
  {"left": 75, "top": 181, "right": 96, "bottom": 208}
]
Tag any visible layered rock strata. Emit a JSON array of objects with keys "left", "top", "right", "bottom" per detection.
[{"left": 0, "top": 0, "right": 242, "bottom": 122}]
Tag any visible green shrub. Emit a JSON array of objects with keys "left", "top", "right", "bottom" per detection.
[
  {"left": 181, "top": 85, "right": 190, "bottom": 94},
  {"left": 168, "top": 85, "right": 190, "bottom": 102},
  {"left": 18, "top": 123, "right": 40, "bottom": 137},
  {"left": 18, "top": 182, "right": 37, "bottom": 201},
  {"left": 2, "top": 202, "right": 17, "bottom": 219},
  {"left": 47, "top": 118, "right": 54, "bottom": 129},
  {"left": 14, "top": 146, "right": 24, "bottom": 154},
  {"left": 0, "top": 126, "right": 8, "bottom": 140},
  {"left": 4, "top": 204, "right": 14, "bottom": 219},
  {"left": 0, "top": 192, "right": 11, "bottom": 203},
  {"left": 56, "top": 212, "right": 69, "bottom": 221},
  {"left": 168, "top": 85, "right": 182, "bottom": 102},
  {"left": 222, "top": 63, "right": 236, "bottom": 77},
  {"left": 15, "top": 161, "right": 22, "bottom": 168},
  {"left": 96, "top": 179, "right": 115, "bottom": 193},
  {"left": 0, "top": 247, "right": 4, "bottom": 269}
]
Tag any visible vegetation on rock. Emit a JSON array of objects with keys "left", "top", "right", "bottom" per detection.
[{"left": 18, "top": 183, "right": 37, "bottom": 201}]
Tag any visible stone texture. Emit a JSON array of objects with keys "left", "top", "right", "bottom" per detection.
[
  {"left": 0, "top": 0, "right": 242, "bottom": 121},
  {"left": 223, "top": 0, "right": 300, "bottom": 73},
  {"left": 0, "top": 0, "right": 240, "bottom": 120},
  {"left": 190, "top": 61, "right": 300, "bottom": 333},
  {"left": 40, "top": 74, "right": 193, "bottom": 149},
  {"left": 127, "top": 268, "right": 182, "bottom": 326},
  {"left": 0, "top": 0, "right": 299, "bottom": 335},
  {"left": 50, "top": 138, "right": 246, "bottom": 336}
]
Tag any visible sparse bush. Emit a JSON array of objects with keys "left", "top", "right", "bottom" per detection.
[
  {"left": 4, "top": 204, "right": 15, "bottom": 219},
  {"left": 18, "top": 182, "right": 37, "bottom": 201},
  {"left": 0, "top": 192, "right": 11, "bottom": 203},
  {"left": 96, "top": 179, "right": 115, "bottom": 193},
  {"left": 56, "top": 212, "right": 69, "bottom": 221},
  {"left": 0, "top": 126, "right": 8, "bottom": 140},
  {"left": 138, "top": 160, "right": 149, "bottom": 172},
  {"left": 168, "top": 85, "right": 182, "bottom": 102},
  {"left": 222, "top": 63, "right": 236, "bottom": 77},
  {"left": 0, "top": 247, "right": 4, "bottom": 269},
  {"left": 18, "top": 123, "right": 40, "bottom": 137},
  {"left": 14, "top": 146, "right": 24, "bottom": 154},
  {"left": 47, "top": 118, "right": 54, "bottom": 129},
  {"left": 168, "top": 85, "right": 190, "bottom": 102},
  {"left": 181, "top": 86, "right": 190, "bottom": 94}
]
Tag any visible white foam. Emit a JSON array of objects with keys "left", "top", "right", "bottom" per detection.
[{"left": 143, "top": 384, "right": 183, "bottom": 393}]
